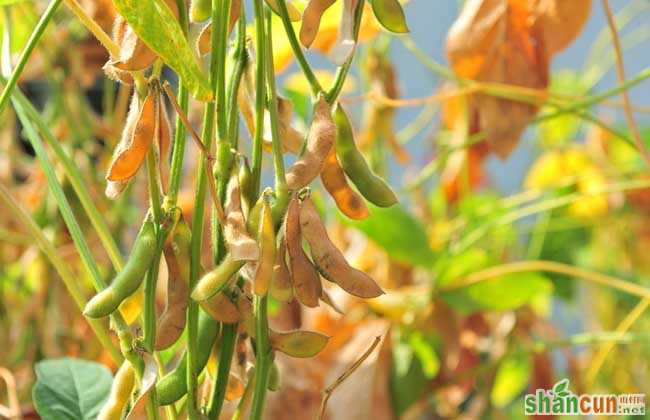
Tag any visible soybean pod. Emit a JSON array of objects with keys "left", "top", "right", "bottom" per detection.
[
  {"left": 84, "top": 218, "right": 157, "bottom": 318},
  {"left": 190, "top": 0, "right": 211, "bottom": 22},
  {"left": 97, "top": 362, "right": 135, "bottom": 420},
  {"left": 333, "top": 104, "right": 398, "bottom": 207},
  {"left": 156, "top": 311, "right": 220, "bottom": 405}
]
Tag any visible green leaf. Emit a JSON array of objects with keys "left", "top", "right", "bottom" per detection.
[
  {"left": 341, "top": 203, "right": 436, "bottom": 267},
  {"left": 32, "top": 358, "right": 112, "bottom": 420},
  {"left": 390, "top": 331, "right": 428, "bottom": 416},
  {"left": 552, "top": 378, "right": 570, "bottom": 395},
  {"left": 441, "top": 272, "right": 553, "bottom": 313},
  {"left": 491, "top": 352, "right": 531, "bottom": 407},
  {"left": 408, "top": 332, "right": 440, "bottom": 379},
  {"left": 370, "top": 0, "right": 409, "bottom": 33},
  {"left": 112, "top": 0, "right": 212, "bottom": 101}
]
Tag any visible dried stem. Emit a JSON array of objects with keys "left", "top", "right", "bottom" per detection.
[{"left": 318, "top": 336, "right": 382, "bottom": 420}]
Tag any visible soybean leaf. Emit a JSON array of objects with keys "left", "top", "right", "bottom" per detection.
[
  {"left": 32, "top": 358, "right": 112, "bottom": 420},
  {"left": 390, "top": 331, "right": 428, "bottom": 416},
  {"left": 341, "top": 203, "right": 436, "bottom": 267},
  {"left": 112, "top": 0, "right": 212, "bottom": 101},
  {"left": 491, "top": 351, "right": 531, "bottom": 407},
  {"left": 370, "top": 0, "right": 409, "bottom": 33},
  {"left": 441, "top": 272, "right": 553, "bottom": 313}
]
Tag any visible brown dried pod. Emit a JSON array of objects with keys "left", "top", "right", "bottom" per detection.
[
  {"left": 300, "top": 0, "right": 337, "bottom": 48},
  {"left": 106, "top": 91, "right": 155, "bottom": 181},
  {"left": 299, "top": 197, "right": 384, "bottom": 298},
  {"left": 112, "top": 23, "right": 158, "bottom": 71},
  {"left": 320, "top": 147, "right": 369, "bottom": 220},
  {"left": 156, "top": 220, "right": 189, "bottom": 351},
  {"left": 285, "top": 96, "right": 335, "bottom": 189},
  {"left": 224, "top": 169, "right": 259, "bottom": 261},
  {"left": 201, "top": 291, "right": 241, "bottom": 323},
  {"left": 285, "top": 196, "right": 321, "bottom": 307}
]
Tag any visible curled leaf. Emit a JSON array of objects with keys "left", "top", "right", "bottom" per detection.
[
  {"left": 285, "top": 196, "right": 322, "bottom": 307},
  {"left": 125, "top": 353, "right": 158, "bottom": 419},
  {"left": 300, "top": 0, "right": 338, "bottom": 48},
  {"left": 270, "top": 330, "right": 330, "bottom": 358},
  {"left": 320, "top": 147, "right": 369, "bottom": 220},
  {"left": 300, "top": 197, "right": 384, "bottom": 298},
  {"left": 286, "top": 96, "right": 335, "bottom": 190},
  {"left": 106, "top": 91, "right": 155, "bottom": 182}
]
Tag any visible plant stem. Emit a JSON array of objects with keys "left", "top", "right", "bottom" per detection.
[
  {"left": 0, "top": 181, "right": 122, "bottom": 363},
  {"left": 0, "top": 0, "right": 61, "bottom": 113},
  {"left": 63, "top": 0, "right": 120, "bottom": 57},
  {"left": 326, "top": 0, "right": 365, "bottom": 103},
  {"left": 440, "top": 260, "right": 650, "bottom": 300},
  {"left": 4, "top": 80, "right": 125, "bottom": 270},
  {"left": 167, "top": 0, "right": 190, "bottom": 206},
  {"left": 251, "top": 0, "right": 267, "bottom": 197},
  {"left": 187, "top": 0, "right": 226, "bottom": 415},
  {"left": 265, "top": 7, "right": 286, "bottom": 188},
  {"left": 601, "top": 0, "right": 649, "bottom": 163},
  {"left": 275, "top": 0, "right": 322, "bottom": 96},
  {"left": 585, "top": 297, "right": 650, "bottom": 386},
  {"left": 206, "top": 322, "right": 238, "bottom": 419},
  {"left": 249, "top": 295, "right": 271, "bottom": 420}
]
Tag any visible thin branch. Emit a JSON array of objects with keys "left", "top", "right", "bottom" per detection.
[
  {"left": 440, "top": 260, "right": 650, "bottom": 300},
  {"left": 318, "top": 336, "right": 382, "bottom": 420},
  {"left": 601, "top": 0, "right": 649, "bottom": 163},
  {"left": 163, "top": 82, "right": 226, "bottom": 224}
]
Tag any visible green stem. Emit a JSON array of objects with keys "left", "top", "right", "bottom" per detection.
[
  {"left": 251, "top": 0, "right": 267, "bottom": 197},
  {"left": 265, "top": 7, "right": 286, "bottom": 188},
  {"left": 167, "top": 0, "right": 190, "bottom": 205},
  {"left": 0, "top": 181, "right": 122, "bottom": 363},
  {"left": 207, "top": 322, "right": 238, "bottom": 419},
  {"left": 249, "top": 295, "right": 271, "bottom": 420},
  {"left": 326, "top": 0, "right": 365, "bottom": 103},
  {"left": 4, "top": 80, "right": 125, "bottom": 270},
  {"left": 187, "top": 0, "right": 226, "bottom": 415},
  {"left": 0, "top": 0, "right": 61, "bottom": 113},
  {"left": 275, "top": 0, "right": 322, "bottom": 96}
]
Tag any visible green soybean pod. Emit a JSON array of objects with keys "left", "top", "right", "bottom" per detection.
[
  {"left": 156, "top": 311, "right": 220, "bottom": 405},
  {"left": 190, "top": 0, "right": 211, "bottom": 22},
  {"left": 191, "top": 254, "right": 245, "bottom": 302},
  {"left": 333, "top": 104, "right": 397, "bottom": 207},
  {"left": 84, "top": 218, "right": 157, "bottom": 318}
]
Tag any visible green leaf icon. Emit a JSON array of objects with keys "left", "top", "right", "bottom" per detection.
[{"left": 552, "top": 379, "right": 570, "bottom": 396}]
